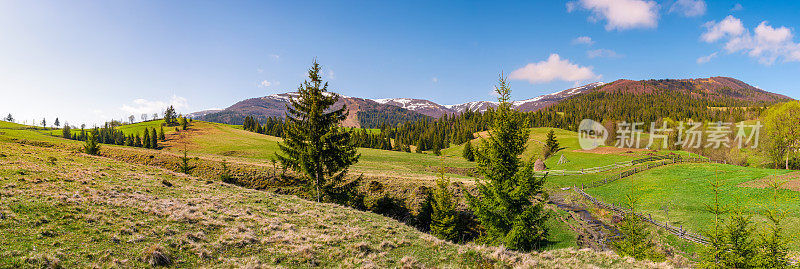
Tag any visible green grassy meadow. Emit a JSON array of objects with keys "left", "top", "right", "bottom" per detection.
[{"left": 585, "top": 163, "right": 800, "bottom": 250}]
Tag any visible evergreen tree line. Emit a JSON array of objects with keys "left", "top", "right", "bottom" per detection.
[
  {"left": 61, "top": 123, "right": 165, "bottom": 150},
  {"left": 242, "top": 115, "right": 285, "bottom": 137},
  {"left": 543, "top": 90, "right": 772, "bottom": 132}
]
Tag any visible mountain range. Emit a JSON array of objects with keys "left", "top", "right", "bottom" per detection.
[{"left": 190, "top": 77, "right": 791, "bottom": 128}]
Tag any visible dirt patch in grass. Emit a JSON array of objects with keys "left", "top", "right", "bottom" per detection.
[
  {"left": 161, "top": 126, "right": 214, "bottom": 150},
  {"left": 738, "top": 171, "right": 800, "bottom": 191}
]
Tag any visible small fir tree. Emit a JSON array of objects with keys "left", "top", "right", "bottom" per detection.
[
  {"left": 143, "top": 128, "right": 151, "bottom": 149},
  {"left": 611, "top": 194, "right": 664, "bottom": 261},
  {"left": 180, "top": 117, "right": 189, "bottom": 130},
  {"left": 755, "top": 179, "right": 791, "bottom": 268},
  {"left": 543, "top": 129, "right": 559, "bottom": 159},
  {"left": 150, "top": 128, "right": 158, "bottom": 149},
  {"left": 62, "top": 125, "right": 72, "bottom": 139},
  {"left": 164, "top": 106, "right": 177, "bottom": 126},
  {"left": 83, "top": 132, "right": 101, "bottom": 155},
  {"left": 430, "top": 169, "right": 459, "bottom": 242},
  {"left": 178, "top": 147, "right": 196, "bottom": 174},
  {"left": 54, "top": 118, "right": 60, "bottom": 128},
  {"left": 220, "top": 159, "right": 233, "bottom": 183},
  {"left": 417, "top": 192, "right": 434, "bottom": 232},
  {"left": 462, "top": 140, "right": 475, "bottom": 161},
  {"left": 159, "top": 125, "right": 165, "bottom": 141},
  {"left": 135, "top": 133, "right": 142, "bottom": 147}
]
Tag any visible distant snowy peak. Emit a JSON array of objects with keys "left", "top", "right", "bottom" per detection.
[
  {"left": 443, "top": 101, "right": 499, "bottom": 113},
  {"left": 372, "top": 98, "right": 453, "bottom": 118},
  {"left": 264, "top": 92, "right": 348, "bottom": 102},
  {"left": 512, "top": 82, "right": 605, "bottom": 111},
  {"left": 443, "top": 82, "right": 605, "bottom": 113}
]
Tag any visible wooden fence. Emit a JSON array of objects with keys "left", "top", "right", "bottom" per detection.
[
  {"left": 536, "top": 155, "right": 675, "bottom": 177},
  {"left": 575, "top": 188, "right": 710, "bottom": 245},
  {"left": 580, "top": 157, "right": 724, "bottom": 189}
]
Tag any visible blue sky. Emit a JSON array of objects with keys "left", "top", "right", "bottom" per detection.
[{"left": 1, "top": 0, "right": 799, "bottom": 125}]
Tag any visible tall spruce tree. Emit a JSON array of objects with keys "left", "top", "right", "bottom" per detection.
[
  {"left": 464, "top": 74, "right": 549, "bottom": 251},
  {"left": 54, "top": 118, "right": 60, "bottom": 128},
  {"left": 276, "top": 60, "right": 360, "bottom": 203},
  {"left": 158, "top": 125, "right": 165, "bottom": 141}
]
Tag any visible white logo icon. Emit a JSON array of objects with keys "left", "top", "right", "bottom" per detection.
[{"left": 578, "top": 119, "right": 608, "bottom": 150}]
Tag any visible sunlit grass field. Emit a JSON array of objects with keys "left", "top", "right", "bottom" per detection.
[
  {"left": 585, "top": 163, "right": 800, "bottom": 250},
  {"left": 0, "top": 137, "right": 648, "bottom": 268}
]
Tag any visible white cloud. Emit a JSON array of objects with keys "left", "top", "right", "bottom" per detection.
[
  {"left": 120, "top": 95, "right": 188, "bottom": 116},
  {"left": 327, "top": 70, "right": 335, "bottom": 79},
  {"left": 259, "top": 80, "right": 273, "bottom": 88},
  {"left": 573, "top": 36, "right": 595, "bottom": 45},
  {"left": 696, "top": 52, "right": 718, "bottom": 64},
  {"left": 701, "top": 16, "right": 800, "bottom": 65},
  {"left": 432, "top": 77, "right": 439, "bottom": 83},
  {"left": 509, "top": 54, "right": 600, "bottom": 84},
  {"left": 701, "top": 15, "right": 745, "bottom": 42},
  {"left": 567, "top": 0, "right": 659, "bottom": 31},
  {"left": 269, "top": 54, "right": 280, "bottom": 61},
  {"left": 587, "top": 48, "right": 621, "bottom": 58},
  {"left": 730, "top": 3, "right": 743, "bottom": 12},
  {"left": 669, "top": 0, "right": 706, "bottom": 17}
]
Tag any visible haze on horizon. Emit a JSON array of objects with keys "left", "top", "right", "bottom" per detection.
[{"left": 1, "top": 0, "right": 800, "bottom": 125}]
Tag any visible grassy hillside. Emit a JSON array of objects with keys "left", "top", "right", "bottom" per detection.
[{"left": 0, "top": 137, "right": 666, "bottom": 268}]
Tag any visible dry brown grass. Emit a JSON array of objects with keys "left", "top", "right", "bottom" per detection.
[{"left": 739, "top": 171, "right": 800, "bottom": 190}]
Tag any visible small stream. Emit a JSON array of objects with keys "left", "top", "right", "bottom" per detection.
[{"left": 548, "top": 197, "right": 621, "bottom": 251}]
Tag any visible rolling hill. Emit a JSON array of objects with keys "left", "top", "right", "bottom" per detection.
[
  {"left": 191, "top": 93, "right": 429, "bottom": 128},
  {"left": 593, "top": 77, "right": 791, "bottom": 102}
]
